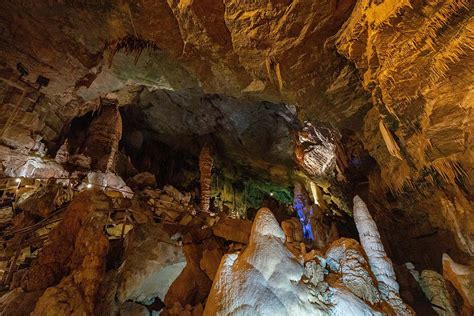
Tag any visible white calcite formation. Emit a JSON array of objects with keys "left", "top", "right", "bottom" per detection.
[
  {"left": 204, "top": 207, "right": 384, "bottom": 316},
  {"left": 353, "top": 195, "right": 414, "bottom": 315},
  {"left": 325, "top": 238, "right": 381, "bottom": 305},
  {"left": 294, "top": 122, "right": 337, "bottom": 178},
  {"left": 3, "top": 155, "right": 68, "bottom": 179}
]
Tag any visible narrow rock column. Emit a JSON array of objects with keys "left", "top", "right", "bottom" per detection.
[
  {"left": 353, "top": 195, "right": 414, "bottom": 315},
  {"left": 199, "top": 144, "right": 213, "bottom": 213},
  {"left": 83, "top": 104, "right": 122, "bottom": 172}
]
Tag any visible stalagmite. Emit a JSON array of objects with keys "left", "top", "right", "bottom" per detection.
[
  {"left": 379, "top": 120, "right": 403, "bottom": 160},
  {"left": 199, "top": 144, "right": 213, "bottom": 213},
  {"left": 54, "top": 139, "right": 69, "bottom": 164},
  {"left": 353, "top": 195, "right": 414, "bottom": 315}
]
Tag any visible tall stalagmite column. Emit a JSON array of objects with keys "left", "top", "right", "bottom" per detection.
[
  {"left": 199, "top": 144, "right": 213, "bottom": 213},
  {"left": 353, "top": 195, "right": 414, "bottom": 315}
]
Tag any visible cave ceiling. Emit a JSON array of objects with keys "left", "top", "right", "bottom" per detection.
[{"left": 0, "top": 0, "right": 473, "bottom": 262}]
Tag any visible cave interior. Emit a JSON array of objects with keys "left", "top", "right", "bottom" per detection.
[{"left": 0, "top": 1, "right": 473, "bottom": 315}]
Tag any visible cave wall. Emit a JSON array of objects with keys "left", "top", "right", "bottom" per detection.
[{"left": 0, "top": 0, "right": 471, "bottom": 268}]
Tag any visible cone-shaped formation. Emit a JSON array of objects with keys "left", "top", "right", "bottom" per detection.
[
  {"left": 205, "top": 207, "right": 384, "bottom": 315},
  {"left": 353, "top": 195, "right": 414, "bottom": 315},
  {"left": 199, "top": 144, "right": 213, "bottom": 213}
]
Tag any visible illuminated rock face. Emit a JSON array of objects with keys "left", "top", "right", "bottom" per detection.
[
  {"left": 117, "top": 223, "right": 187, "bottom": 304},
  {"left": 353, "top": 195, "right": 414, "bottom": 315},
  {"left": 294, "top": 122, "right": 337, "bottom": 179},
  {"left": 205, "top": 208, "right": 393, "bottom": 316}
]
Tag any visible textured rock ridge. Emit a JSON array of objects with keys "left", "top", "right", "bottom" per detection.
[{"left": 353, "top": 195, "right": 414, "bottom": 315}]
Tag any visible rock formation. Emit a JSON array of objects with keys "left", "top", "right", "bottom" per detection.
[
  {"left": 419, "top": 270, "right": 457, "bottom": 315},
  {"left": 117, "top": 223, "right": 186, "bottom": 304},
  {"left": 353, "top": 195, "right": 414, "bottom": 315},
  {"left": 0, "top": 0, "right": 471, "bottom": 314},
  {"left": 199, "top": 144, "right": 213, "bottom": 213},
  {"left": 442, "top": 253, "right": 474, "bottom": 314}
]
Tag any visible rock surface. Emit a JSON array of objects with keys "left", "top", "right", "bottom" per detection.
[
  {"left": 117, "top": 223, "right": 186, "bottom": 304},
  {"left": 442, "top": 253, "right": 474, "bottom": 314},
  {"left": 205, "top": 208, "right": 386, "bottom": 315}
]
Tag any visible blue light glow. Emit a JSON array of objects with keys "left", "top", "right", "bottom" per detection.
[{"left": 293, "top": 198, "right": 314, "bottom": 240}]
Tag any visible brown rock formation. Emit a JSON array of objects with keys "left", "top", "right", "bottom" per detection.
[
  {"left": 84, "top": 103, "right": 122, "bottom": 172},
  {"left": 199, "top": 144, "right": 213, "bottom": 213}
]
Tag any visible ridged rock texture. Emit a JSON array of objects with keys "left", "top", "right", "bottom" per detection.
[
  {"left": 0, "top": 0, "right": 472, "bottom": 292},
  {"left": 204, "top": 208, "right": 388, "bottom": 315},
  {"left": 199, "top": 144, "right": 213, "bottom": 213},
  {"left": 353, "top": 195, "right": 414, "bottom": 315}
]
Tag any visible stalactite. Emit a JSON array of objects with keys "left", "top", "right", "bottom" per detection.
[
  {"left": 199, "top": 144, "right": 213, "bottom": 213},
  {"left": 379, "top": 119, "right": 403, "bottom": 160},
  {"left": 105, "top": 35, "right": 161, "bottom": 67},
  {"left": 431, "top": 158, "right": 469, "bottom": 185},
  {"left": 353, "top": 195, "right": 414, "bottom": 315}
]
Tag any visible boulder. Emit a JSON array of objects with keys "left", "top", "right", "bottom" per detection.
[
  {"left": 0, "top": 288, "right": 43, "bottom": 316},
  {"left": 3, "top": 156, "right": 68, "bottom": 179},
  {"left": 119, "top": 301, "right": 150, "bottom": 316},
  {"left": 212, "top": 217, "right": 252, "bottom": 244},
  {"left": 84, "top": 171, "right": 134, "bottom": 198},
  {"left": 165, "top": 243, "right": 212, "bottom": 307},
  {"left": 127, "top": 172, "right": 156, "bottom": 189},
  {"left": 117, "top": 223, "right": 186, "bottom": 304},
  {"left": 69, "top": 154, "right": 92, "bottom": 169}
]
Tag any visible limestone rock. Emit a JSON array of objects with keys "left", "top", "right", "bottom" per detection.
[
  {"left": 325, "top": 238, "right": 381, "bottom": 305},
  {"left": 32, "top": 195, "right": 109, "bottom": 314},
  {"left": 212, "top": 217, "right": 252, "bottom": 244},
  {"left": 294, "top": 122, "right": 337, "bottom": 178},
  {"left": 419, "top": 270, "right": 457, "bottom": 315},
  {"left": 16, "top": 182, "right": 59, "bottom": 217},
  {"left": 127, "top": 171, "right": 156, "bottom": 189},
  {"left": 19, "top": 191, "right": 110, "bottom": 292},
  {"left": 119, "top": 301, "right": 150, "bottom": 316},
  {"left": 0, "top": 287, "right": 43, "bottom": 316},
  {"left": 442, "top": 253, "right": 474, "bottom": 314},
  {"left": 199, "top": 243, "right": 224, "bottom": 281},
  {"left": 69, "top": 153, "right": 92, "bottom": 169},
  {"left": 282, "top": 217, "right": 304, "bottom": 243},
  {"left": 54, "top": 139, "right": 69, "bottom": 164},
  {"left": 204, "top": 207, "right": 384, "bottom": 315},
  {"left": 84, "top": 171, "right": 134, "bottom": 198},
  {"left": 165, "top": 243, "right": 212, "bottom": 308},
  {"left": 83, "top": 104, "right": 122, "bottom": 172},
  {"left": 0, "top": 205, "right": 13, "bottom": 224},
  {"left": 117, "top": 223, "right": 186, "bottom": 304},
  {"left": 3, "top": 156, "right": 68, "bottom": 179},
  {"left": 353, "top": 195, "right": 414, "bottom": 315}
]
